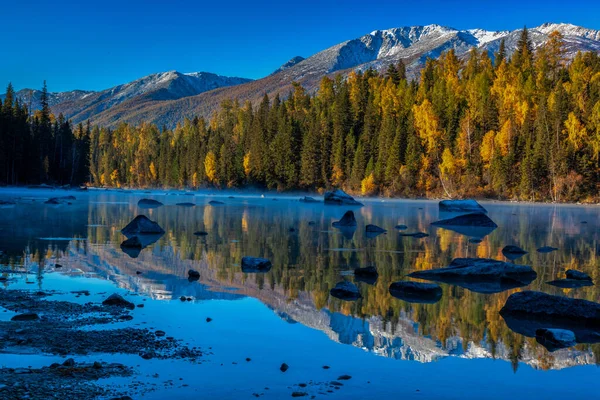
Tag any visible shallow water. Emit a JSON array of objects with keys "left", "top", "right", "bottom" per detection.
[{"left": 1, "top": 188, "right": 600, "bottom": 399}]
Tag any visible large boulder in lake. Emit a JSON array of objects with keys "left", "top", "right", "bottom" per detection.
[
  {"left": 535, "top": 328, "right": 577, "bottom": 352},
  {"left": 324, "top": 189, "right": 363, "bottom": 206},
  {"left": 409, "top": 258, "right": 537, "bottom": 294},
  {"left": 439, "top": 199, "right": 487, "bottom": 213},
  {"left": 332, "top": 211, "right": 357, "bottom": 228},
  {"left": 137, "top": 198, "right": 163, "bottom": 209},
  {"left": 241, "top": 257, "right": 272, "bottom": 273},
  {"left": 547, "top": 269, "right": 594, "bottom": 288},
  {"left": 502, "top": 245, "right": 528, "bottom": 261},
  {"left": 389, "top": 281, "right": 442, "bottom": 304},
  {"left": 500, "top": 291, "right": 600, "bottom": 343},
  {"left": 431, "top": 213, "right": 497, "bottom": 238},
  {"left": 330, "top": 281, "right": 361, "bottom": 301},
  {"left": 121, "top": 215, "right": 165, "bottom": 236},
  {"left": 102, "top": 293, "right": 135, "bottom": 310}
]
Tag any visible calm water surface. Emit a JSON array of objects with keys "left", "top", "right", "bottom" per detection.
[{"left": 1, "top": 188, "right": 599, "bottom": 399}]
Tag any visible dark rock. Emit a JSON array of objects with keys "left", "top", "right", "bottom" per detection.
[
  {"left": 332, "top": 211, "right": 357, "bottom": 228},
  {"left": 45, "top": 196, "right": 76, "bottom": 205},
  {"left": 93, "top": 361, "right": 103, "bottom": 369},
  {"left": 395, "top": 224, "right": 408, "bottom": 230},
  {"left": 399, "top": 232, "right": 429, "bottom": 238},
  {"left": 299, "top": 196, "right": 320, "bottom": 203},
  {"left": 155, "top": 330, "right": 166, "bottom": 337},
  {"left": 140, "top": 352, "right": 154, "bottom": 360},
  {"left": 55, "top": 263, "right": 63, "bottom": 268},
  {"left": 62, "top": 358, "right": 75, "bottom": 367},
  {"left": 502, "top": 245, "right": 528, "bottom": 260},
  {"left": 535, "top": 328, "right": 577, "bottom": 352},
  {"left": 188, "top": 269, "right": 201, "bottom": 280},
  {"left": 176, "top": 202, "right": 196, "bottom": 207},
  {"left": 409, "top": 258, "right": 537, "bottom": 294},
  {"left": 241, "top": 257, "right": 272, "bottom": 273},
  {"left": 546, "top": 279, "right": 594, "bottom": 288},
  {"left": 389, "top": 281, "right": 443, "bottom": 304},
  {"left": 500, "top": 291, "right": 600, "bottom": 329},
  {"left": 120, "top": 236, "right": 143, "bottom": 248},
  {"left": 292, "top": 392, "right": 307, "bottom": 397},
  {"left": 432, "top": 213, "right": 497, "bottom": 238},
  {"left": 322, "top": 365, "right": 330, "bottom": 369},
  {"left": 324, "top": 189, "right": 363, "bottom": 206},
  {"left": 438, "top": 199, "right": 487, "bottom": 213},
  {"left": 102, "top": 293, "right": 135, "bottom": 310},
  {"left": 330, "top": 281, "right": 361, "bottom": 301},
  {"left": 289, "top": 227, "right": 296, "bottom": 232},
  {"left": 537, "top": 246, "right": 558, "bottom": 253},
  {"left": 11, "top": 313, "right": 39, "bottom": 321},
  {"left": 209, "top": 200, "right": 225, "bottom": 205},
  {"left": 354, "top": 266, "right": 378, "bottom": 285},
  {"left": 337, "top": 375, "right": 352, "bottom": 380},
  {"left": 206, "top": 317, "right": 212, "bottom": 322},
  {"left": 121, "top": 215, "right": 165, "bottom": 236},
  {"left": 566, "top": 269, "right": 592, "bottom": 281},
  {"left": 194, "top": 231, "right": 208, "bottom": 236},
  {"left": 308, "top": 221, "right": 316, "bottom": 226},
  {"left": 366, "top": 224, "right": 386, "bottom": 233},
  {"left": 137, "top": 198, "right": 163, "bottom": 208},
  {"left": 280, "top": 363, "right": 289, "bottom": 372},
  {"left": 136, "top": 271, "right": 142, "bottom": 275},
  {"left": 180, "top": 296, "right": 187, "bottom": 301},
  {"left": 469, "top": 238, "right": 483, "bottom": 244}
]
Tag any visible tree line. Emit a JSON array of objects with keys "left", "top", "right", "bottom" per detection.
[
  {"left": 0, "top": 82, "right": 89, "bottom": 185},
  {"left": 2, "top": 28, "right": 600, "bottom": 202}
]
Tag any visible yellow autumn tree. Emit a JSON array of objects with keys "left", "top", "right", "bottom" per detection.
[
  {"left": 563, "top": 112, "right": 587, "bottom": 150},
  {"left": 204, "top": 151, "right": 218, "bottom": 183}
]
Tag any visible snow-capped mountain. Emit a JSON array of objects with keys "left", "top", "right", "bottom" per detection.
[{"left": 3, "top": 23, "right": 599, "bottom": 128}]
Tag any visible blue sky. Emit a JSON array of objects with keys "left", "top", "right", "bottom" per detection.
[{"left": 1, "top": 0, "right": 599, "bottom": 92}]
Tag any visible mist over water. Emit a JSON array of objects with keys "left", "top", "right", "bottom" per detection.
[{"left": 1, "top": 188, "right": 600, "bottom": 399}]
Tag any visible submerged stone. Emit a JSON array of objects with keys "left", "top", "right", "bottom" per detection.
[
  {"left": 299, "top": 196, "right": 320, "bottom": 203},
  {"left": 389, "top": 281, "right": 443, "bottom": 304},
  {"left": 399, "top": 232, "right": 429, "bottom": 238},
  {"left": 209, "top": 200, "right": 225, "bottom": 205},
  {"left": 395, "top": 224, "right": 408, "bottom": 230},
  {"left": 502, "top": 245, "right": 528, "bottom": 260},
  {"left": 354, "top": 266, "right": 378, "bottom": 284},
  {"left": 332, "top": 211, "right": 357, "bottom": 228},
  {"left": 137, "top": 198, "right": 163, "bottom": 208},
  {"left": 194, "top": 231, "right": 208, "bottom": 236},
  {"left": 535, "top": 328, "right": 577, "bottom": 352},
  {"left": 537, "top": 246, "right": 558, "bottom": 253},
  {"left": 176, "top": 202, "right": 196, "bottom": 207},
  {"left": 102, "top": 293, "right": 135, "bottom": 310},
  {"left": 241, "top": 257, "right": 272, "bottom": 273},
  {"left": 330, "top": 281, "right": 361, "bottom": 301},
  {"left": 121, "top": 215, "right": 165, "bottom": 236},
  {"left": 409, "top": 258, "right": 537, "bottom": 294},
  {"left": 323, "top": 189, "right": 363, "bottom": 206}
]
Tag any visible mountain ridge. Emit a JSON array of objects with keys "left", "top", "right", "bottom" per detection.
[{"left": 3, "top": 22, "right": 600, "bottom": 128}]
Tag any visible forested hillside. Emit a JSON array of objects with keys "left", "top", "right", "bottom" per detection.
[{"left": 2, "top": 29, "right": 600, "bottom": 202}]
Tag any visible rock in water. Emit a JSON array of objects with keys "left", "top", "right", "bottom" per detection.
[
  {"left": 323, "top": 189, "right": 363, "bottom": 206},
  {"left": 332, "top": 211, "right": 357, "bottom": 228},
  {"left": 409, "top": 258, "right": 537, "bottom": 294},
  {"left": 566, "top": 269, "right": 592, "bottom": 281},
  {"left": 366, "top": 224, "right": 386, "bottom": 233},
  {"left": 176, "top": 202, "right": 196, "bottom": 207},
  {"left": 438, "top": 199, "right": 487, "bottom": 213},
  {"left": 502, "top": 245, "right": 528, "bottom": 260},
  {"left": 137, "top": 198, "right": 163, "bottom": 208},
  {"left": 537, "top": 246, "right": 558, "bottom": 253},
  {"left": 500, "top": 291, "right": 600, "bottom": 326},
  {"left": 121, "top": 215, "right": 165, "bottom": 236},
  {"left": 330, "top": 281, "right": 361, "bottom": 301},
  {"left": 399, "top": 232, "right": 429, "bottom": 238},
  {"left": 354, "top": 266, "right": 378, "bottom": 284},
  {"left": 280, "top": 363, "right": 289, "bottom": 372},
  {"left": 188, "top": 269, "right": 200, "bottom": 280},
  {"left": 241, "top": 257, "right": 272, "bottom": 273},
  {"left": 432, "top": 213, "right": 497, "bottom": 228},
  {"left": 194, "top": 231, "right": 208, "bottom": 236},
  {"left": 395, "top": 224, "right": 408, "bottom": 230},
  {"left": 45, "top": 195, "right": 76, "bottom": 205},
  {"left": 209, "top": 200, "right": 224, "bottom": 206},
  {"left": 535, "top": 328, "right": 577, "bottom": 352},
  {"left": 389, "top": 281, "right": 442, "bottom": 304},
  {"left": 11, "top": 313, "right": 39, "bottom": 321},
  {"left": 120, "top": 236, "right": 143, "bottom": 248},
  {"left": 102, "top": 293, "right": 135, "bottom": 310},
  {"left": 299, "top": 196, "right": 320, "bottom": 203}
]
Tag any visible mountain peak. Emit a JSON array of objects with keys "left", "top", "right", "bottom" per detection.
[{"left": 273, "top": 56, "right": 306, "bottom": 74}]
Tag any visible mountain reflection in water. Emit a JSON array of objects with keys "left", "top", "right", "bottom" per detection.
[{"left": 1, "top": 189, "right": 600, "bottom": 373}]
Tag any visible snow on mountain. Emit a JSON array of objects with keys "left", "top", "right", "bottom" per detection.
[{"left": 272, "top": 56, "right": 306, "bottom": 74}]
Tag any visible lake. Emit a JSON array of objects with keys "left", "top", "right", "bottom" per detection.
[{"left": 0, "top": 188, "right": 599, "bottom": 399}]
